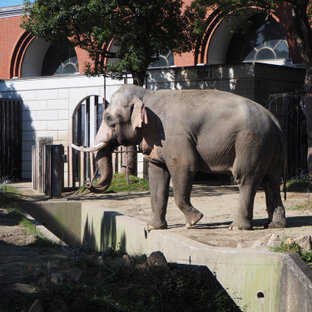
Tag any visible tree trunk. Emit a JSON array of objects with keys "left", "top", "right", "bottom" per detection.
[{"left": 121, "top": 145, "right": 137, "bottom": 175}]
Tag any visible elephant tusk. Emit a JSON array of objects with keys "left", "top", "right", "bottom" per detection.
[{"left": 71, "top": 142, "right": 107, "bottom": 152}]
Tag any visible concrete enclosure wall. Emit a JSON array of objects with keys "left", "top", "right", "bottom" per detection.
[{"left": 20, "top": 200, "right": 312, "bottom": 312}]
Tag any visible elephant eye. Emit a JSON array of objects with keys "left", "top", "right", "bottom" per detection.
[{"left": 104, "top": 114, "right": 115, "bottom": 127}]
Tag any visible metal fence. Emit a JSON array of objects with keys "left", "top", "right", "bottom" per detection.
[
  {"left": 267, "top": 92, "right": 307, "bottom": 178},
  {"left": 0, "top": 98, "right": 21, "bottom": 181}
]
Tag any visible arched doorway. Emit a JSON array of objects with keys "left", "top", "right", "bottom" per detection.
[{"left": 71, "top": 95, "right": 108, "bottom": 185}]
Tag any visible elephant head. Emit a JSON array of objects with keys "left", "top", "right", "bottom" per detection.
[{"left": 72, "top": 85, "right": 149, "bottom": 193}]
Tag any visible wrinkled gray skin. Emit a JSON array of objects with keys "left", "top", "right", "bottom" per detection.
[{"left": 88, "top": 85, "right": 286, "bottom": 230}]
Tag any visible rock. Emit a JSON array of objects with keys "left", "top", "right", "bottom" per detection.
[
  {"left": 293, "top": 235, "right": 312, "bottom": 251},
  {"left": 103, "top": 247, "right": 114, "bottom": 258},
  {"left": 122, "top": 254, "right": 134, "bottom": 266},
  {"left": 33, "top": 268, "right": 43, "bottom": 277},
  {"left": 28, "top": 299, "right": 44, "bottom": 312},
  {"left": 50, "top": 272, "right": 64, "bottom": 285},
  {"left": 147, "top": 251, "right": 168, "bottom": 267},
  {"left": 38, "top": 277, "right": 47, "bottom": 287},
  {"left": 252, "top": 241, "right": 265, "bottom": 248},
  {"left": 266, "top": 234, "right": 282, "bottom": 248},
  {"left": 95, "top": 271, "right": 103, "bottom": 280},
  {"left": 285, "top": 237, "right": 295, "bottom": 245},
  {"left": 237, "top": 242, "right": 247, "bottom": 248},
  {"left": 68, "top": 268, "right": 82, "bottom": 282},
  {"left": 47, "top": 298, "right": 69, "bottom": 312}
]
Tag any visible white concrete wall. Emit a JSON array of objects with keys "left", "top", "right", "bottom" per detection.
[{"left": 0, "top": 74, "right": 124, "bottom": 180}]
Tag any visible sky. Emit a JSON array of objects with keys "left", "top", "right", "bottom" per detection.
[{"left": 0, "top": 1, "right": 30, "bottom": 8}]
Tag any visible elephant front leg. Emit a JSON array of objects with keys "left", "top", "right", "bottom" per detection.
[
  {"left": 170, "top": 170, "right": 203, "bottom": 229},
  {"left": 146, "top": 163, "right": 170, "bottom": 231}
]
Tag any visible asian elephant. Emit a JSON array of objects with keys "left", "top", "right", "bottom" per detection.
[{"left": 72, "top": 85, "right": 286, "bottom": 231}]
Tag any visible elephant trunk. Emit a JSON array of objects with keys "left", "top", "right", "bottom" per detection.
[{"left": 86, "top": 146, "right": 113, "bottom": 193}]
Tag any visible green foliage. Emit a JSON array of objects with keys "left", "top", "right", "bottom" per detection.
[
  {"left": 285, "top": 177, "right": 311, "bottom": 192},
  {"left": 287, "top": 201, "right": 312, "bottom": 211},
  {"left": 41, "top": 255, "right": 240, "bottom": 311},
  {"left": 274, "top": 242, "right": 312, "bottom": 270},
  {"left": 0, "top": 185, "right": 19, "bottom": 208},
  {"left": 192, "top": 0, "right": 279, "bottom": 35},
  {"left": 0, "top": 185, "right": 61, "bottom": 248},
  {"left": 107, "top": 173, "right": 149, "bottom": 193},
  {"left": 79, "top": 173, "right": 149, "bottom": 193},
  {"left": 22, "top": 0, "right": 197, "bottom": 85}
]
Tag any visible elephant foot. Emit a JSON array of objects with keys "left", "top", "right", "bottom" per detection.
[
  {"left": 185, "top": 211, "right": 203, "bottom": 229},
  {"left": 229, "top": 221, "right": 253, "bottom": 231},
  {"left": 267, "top": 207, "right": 286, "bottom": 229},
  {"left": 267, "top": 220, "right": 286, "bottom": 229},
  {"left": 145, "top": 220, "right": 168, "bottom": 232}
]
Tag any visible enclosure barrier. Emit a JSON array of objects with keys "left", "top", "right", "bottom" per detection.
[
  {"left": 0, "top": 98, "right": 21, "bottom": 181},
  {"left": 32, "top": 143, "right": 147, "bottom": 195},
  {"left": 32, "top": 139, "right": 64, "bottom": 197}
]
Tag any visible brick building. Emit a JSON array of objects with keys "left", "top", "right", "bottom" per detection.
[{"left": 0, "top": 3, "right": 306, "bottom": 182}]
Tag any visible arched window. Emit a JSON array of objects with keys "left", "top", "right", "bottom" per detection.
[
  {"left": 149, "top": 51, "right": 174, "bottom": 68},
  {"left": 228, "top": 14, "right": 289, "bottom": 65},
  {"left": 41, "top": 44, "right": 79, "bottom": 76}
]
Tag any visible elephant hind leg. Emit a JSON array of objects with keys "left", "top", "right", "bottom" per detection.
[
  {"left": 263, "top": 174, "right": 286, "bottom": 228},
  {"left": 229, "top": 181, "right": 258, "bottom": 230}
]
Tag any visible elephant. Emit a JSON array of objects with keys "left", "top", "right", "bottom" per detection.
[{"left": 72, "top": 85, "right": 286, "bottom": 231}]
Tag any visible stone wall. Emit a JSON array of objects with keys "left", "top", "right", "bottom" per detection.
[
  {"left": 0, "top": 75, "right": 124, "bottom": 181},
  {"left": 147, "top": 63, "right": 305, "bottom": 106}
]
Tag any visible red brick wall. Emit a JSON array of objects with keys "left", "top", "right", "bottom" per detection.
[
  {"left": 0, "top": 4, "right": 306, "bottom": 79},
  {"left": 0, "top": 16, "right": 24, "bottom": 79},
  {"left": 0, "top": 15, "right": 93, "bottom": 79},
  {"left": 0, "top": 10, "right": 196, "bottom": 79}
]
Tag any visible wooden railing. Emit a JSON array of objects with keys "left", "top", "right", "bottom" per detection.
[{"left": 67, "top": 146, "right": 139, "bottom": 188}]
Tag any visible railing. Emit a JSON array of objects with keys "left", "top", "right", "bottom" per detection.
[{"left": 67, "top": 146, "right": 141, "bottom": 188}]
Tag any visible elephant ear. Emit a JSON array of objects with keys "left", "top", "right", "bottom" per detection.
[{"left": 130, "top": 95, "right": 148, "bottom": 131}]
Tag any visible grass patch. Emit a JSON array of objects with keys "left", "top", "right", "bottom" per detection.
[
  {"left": 79, "top": 173, "right": 149, "bottom": 193},
  {"left": 107, "top": 173, "right": 149, "bottom": 193},
  {"left": 287, "top": 201, "right": 312, "bottom": 211},
  {"left": 285, "top": 177, "right": 311, "bottom": 192},
  {"left": 7, "top": 206, "right": 61, "bottom": 248},
  {"left": 0, "top": 184, "right": 20, "bottom": 207},
  {"left": 0, "top": 185, "right": 61, "bottom": 248},
  {"left": 274, "top": 242, "right": 312, "bottom": 270}
]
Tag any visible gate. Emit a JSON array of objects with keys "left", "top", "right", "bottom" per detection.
[
  {"left": 267, "top": 93, "right": 307, "bottom": 178},
  {"left": 0, "top": 99, "right": 21, "bottom": 181},
  {"left": 68, "top": 95, "right": 107, "bottom": 187}
]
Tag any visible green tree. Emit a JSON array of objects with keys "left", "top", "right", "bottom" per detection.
[
  {"left": 22, "top": 0, "right": 195, "bottom": 86},
  {"left": 22, "top": 0, "right": 196, "bottom": 175},
  {"left": 192, "top": 0, "right": 312, "bottom": 174}
]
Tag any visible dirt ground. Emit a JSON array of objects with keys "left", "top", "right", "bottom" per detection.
[
  {"left": 66, "top": 184, "right": 312, "bottom": 248},
  {"left": 0, "top": 183, "right": 311, "bottom": 311}
]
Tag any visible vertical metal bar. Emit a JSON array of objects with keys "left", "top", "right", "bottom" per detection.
[
  {"left": 80, "top": 151, "right": 85, "bottom": 186},
  {"left": 85, "top": 97, "right": 90, "bottom": 182}
]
